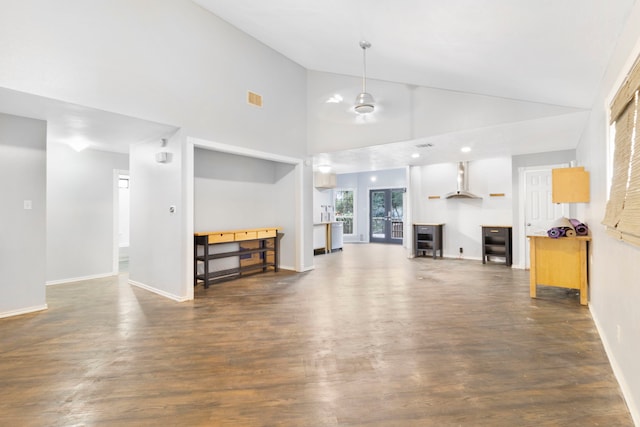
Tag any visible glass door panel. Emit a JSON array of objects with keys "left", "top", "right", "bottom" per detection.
[
  {"left": 370, "top": 188, "right": 404, "bottom": 244},
  {"left": 370, "top": 190, "right": 387, "bottom": 239}
]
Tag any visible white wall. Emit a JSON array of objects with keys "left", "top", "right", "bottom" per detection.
[
  {"left": 336, "top": 169, "right": 407, "bottom": 242},
  {"left": 0, "top": 0, "right": 306, "bottom": 159},
  {"left": 312, "top": 186, "right": 334, "bottom": 224},
  {"left": 0, "top": 113, "right": 47, "bottom": 317},
  {"left": 46, "top": 143, "right": 129, "bottom": 284},
  {"left": 576, "top": 2, "right": 640, "bottom": 422},
  {"left": 193, "top": 148, "right": 297, "bottom": 270},
  {"left": 411, "top": 158, "right": 512, "bottom": 260}
]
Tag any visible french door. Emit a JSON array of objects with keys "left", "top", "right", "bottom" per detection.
[{"left": 370, "top": 188, "right": 404, "bottom": 244}]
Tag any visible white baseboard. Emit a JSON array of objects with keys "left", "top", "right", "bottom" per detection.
[
  {"left": 590, "top": 308, "right": 640, "bottom": 426},
  {"left": 0, "top": 304, "right": 48, "bottom": 319},
  {"left": 128, "top": 280, "right": 189, "bottom": 302},
  {"left": 46, "top": 272, "right": 115, "bottom": 286}
]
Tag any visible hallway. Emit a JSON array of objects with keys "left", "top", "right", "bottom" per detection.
[{"left": 0, "top": 244, "right": 632, "bottom": 426}]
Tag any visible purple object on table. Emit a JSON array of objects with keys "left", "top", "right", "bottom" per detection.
[
  {"left": 547, "top": 227, "right": 573, "bottom": 238},
  {"left": 569, "top": 218, "right": 589, "bottom": 236},
  {"left": 547, "top": 227, "right": 563, "bottom": 238}
]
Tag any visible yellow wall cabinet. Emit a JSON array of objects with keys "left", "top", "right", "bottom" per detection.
[
  {"left": 552, "top": 166, "right": 590, "bottom": 203},
  {"left": 528, "top": 235, "right": 590, "bottom": 305}
]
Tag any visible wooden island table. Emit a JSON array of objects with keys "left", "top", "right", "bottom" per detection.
[{"left": 528, "top": 235, "right": 590, "bottom": 305}]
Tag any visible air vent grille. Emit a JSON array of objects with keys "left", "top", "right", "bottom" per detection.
[
  {"left": 415, "top": 143, "right": 433, "bottom": 148},
  {"left": 247, "top": 91, "right": 263, "bottom": 107}
]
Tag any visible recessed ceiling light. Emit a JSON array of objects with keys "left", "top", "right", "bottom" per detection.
[
  {"left": 461, "top": 146, "right": 471, "bottom": 153},
  {"left": 411, "top": 153, "right": 420, "bottom": 158},
  {"left": 370, "top": 176, "right": 377, "bottom": 182},
  {"left": 68, "top": 137, "right": 90, "bottom": 152},
  {"left": 326, "top": 94, "right": 343, "bottom": 104}
]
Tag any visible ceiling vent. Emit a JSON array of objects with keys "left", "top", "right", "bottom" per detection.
[
  {"left": 445, "top": 161, "right": 482, "bottom": 199},
  {"left": 247, "top": 91, "right": 263, "bottom": 107},
  {"left": 415, "top": 143, "right": 434, "bottom": 148}
]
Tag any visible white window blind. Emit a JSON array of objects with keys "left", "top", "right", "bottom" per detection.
[{"left": 603, "top": 53, "right": 640, "bottom": 245}]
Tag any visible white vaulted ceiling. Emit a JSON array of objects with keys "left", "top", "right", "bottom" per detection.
[{"left": 194, "top": 0, "right": 636, "bottom": 172}]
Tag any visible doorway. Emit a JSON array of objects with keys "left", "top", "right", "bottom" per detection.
[
  {"left": 114, "top": 171, "right": 130, "bottom": 273},
  {"left": 520, "top": 165, "right": 571, "bottom": 268},
  {"left": 370, "top": 188, "right": 405, "bottom": 244}
]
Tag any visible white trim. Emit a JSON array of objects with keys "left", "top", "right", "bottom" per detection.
[
  {"left": 113, "top": 169, "right": 130, "bottom": 275},
  {"left": 591, "top": 308, "right": 640, "bottom": 426},
  {"left": 128, "top": 279, "right": 189, "bottom": 302},
  {"left": 183, "top": 138, "right": 195, "bottom": 301},
  {"left": 294, "top": 161, "right": 305, "bottom": 272},
  {"left": 297, "top": 265, "right": 315, "bottom": 273},
  {"left": 404, "top": 167, "right": 411, "bottom": 255},
  {"left": 113, "top": 169, "right": 119, "bottom": 275},
  {"left": 334, "top": 187, "right": 356, "bottom": 237},
  {"left": 190, "top": 137, "right": 301, "bottom": 165},
  {"left": 46, "top": 272, "right": 114, "bottom": 286},
  {"left": 0, "top": 304, "right": 48, "bottom": 319}
]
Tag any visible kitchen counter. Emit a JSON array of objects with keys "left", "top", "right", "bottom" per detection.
[{"left": 313, "top": 222, "right": 342, "bottom": 254}]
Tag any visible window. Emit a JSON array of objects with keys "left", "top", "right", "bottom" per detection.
[
  {"left": 335, "top": 189, "right": 355, "bottom": 235},
  {"left": 603, "top": 52, "right": 640, "bottom": 245}
]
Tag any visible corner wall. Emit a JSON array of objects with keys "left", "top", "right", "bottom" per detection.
[
  {"left": 576, "top": 2, "right": 640, "bottom": 422},
  {"left": 0, "top": 113, "right": 47, "bottom": 317}
]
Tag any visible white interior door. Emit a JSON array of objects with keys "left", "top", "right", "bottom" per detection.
[{"left": 522, "top": 166, "right": 571, "bottom": 269}]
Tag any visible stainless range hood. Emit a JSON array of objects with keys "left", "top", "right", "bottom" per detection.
[{"left": 445, "top": 161, "right": 482, "bottom": 199}]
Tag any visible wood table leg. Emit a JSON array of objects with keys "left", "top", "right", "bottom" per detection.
[
  {"left": 579, "top": 240, "right": 588, "bottom": 305},
  {"left": 529, "top": 237, "right": 537, "bottom": 299}
]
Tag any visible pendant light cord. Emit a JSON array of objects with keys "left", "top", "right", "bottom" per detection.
[{"left": 362, "top": 44, "right": 367, "bottom": 93}]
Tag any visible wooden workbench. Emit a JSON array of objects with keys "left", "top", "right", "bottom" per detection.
[
  {"left": 528, "top": 235, "right": 590, "bottom": 305},
  {"left": 194, "top": 227, "right": 282, "bottom": 288}
]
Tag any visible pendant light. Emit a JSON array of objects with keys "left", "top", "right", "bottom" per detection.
[{"left": 355, "top": 40, "right": 375, "bottom": 114}]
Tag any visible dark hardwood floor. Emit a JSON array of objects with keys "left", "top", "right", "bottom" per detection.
[{"left": 0, "top": 244, "right": 633, "bottom": 426}]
